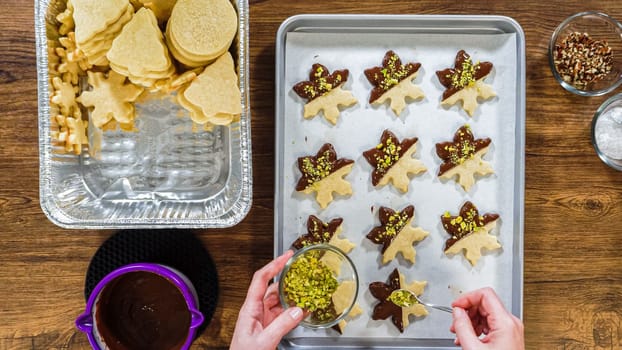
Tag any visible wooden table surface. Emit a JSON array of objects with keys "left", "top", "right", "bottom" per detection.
[{"left": 2, "top": 0, "right": 622, "bottom": 349}]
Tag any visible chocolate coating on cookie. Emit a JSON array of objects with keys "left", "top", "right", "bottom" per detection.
[
  {"left": 364, "top": 50, "right": 421, "bottom": 103},
  {"left": 363, "top": 130, "right": 418, "bottom": 186},
  {"left": 292, "top": 216, "right": 343, "bottom": 249},
  {"left": 441, "top": 201, "right": 499, "bottom": 251},
  {"left": 367, "top": 206, "right": 414, "bottom": 253},
  {"left": 436, "top": 50, "right": 493, "bottom": 100},
  {"left": 293, "top": 64, "right": 349, "bottom": 101},
  {"left": 296, "top": 143, "right": 354, "bottom": 191},
  {"left": 436, "top": 125, "right": 491, "bottom": 176},
  {"left": 369, "top": 268, "right": 405, "bottom": 332}
]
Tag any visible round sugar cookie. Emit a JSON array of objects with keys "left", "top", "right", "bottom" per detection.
[{"left": 166, "top": 0, "right": 237, "bottom": 65}]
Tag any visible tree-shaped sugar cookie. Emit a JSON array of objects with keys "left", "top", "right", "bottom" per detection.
[
  {"left": 179, "top": 52, "right": 242, "bottom": 126},
  {"left": 292, "top": 63, "right": 357, "bottom": 125},
  {"left": 369, "top": 268, "right": 428, "bottom": 333},
  {"left": 77, "top": 70, "right": 144, "bottom": 128},
  {"left": 436, "top": 50, "right": 495, "bottom": 116},
  {"left": 363, "top": 129, "right": 427, "bottom": 192},
  {"left": 436, "top": 124, "right": 493, "bottom": 191},
  {"left": 296, "top": 144, "right": 354, "bottom": 209},
  {"left": 366, "top": 205, "right": 428, "bottom": 264},
  {"left": 107, "top": 7, "right": 174, "bottom": 86},
  {"left": 364, "top": 50, "right": 425, "bottom": 116},
  {"left": 441, "top": 201, "right": 501, "bottom": 266}
]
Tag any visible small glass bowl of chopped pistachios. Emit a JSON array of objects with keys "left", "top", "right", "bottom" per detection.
[
  {"left": 278, "top": 244, "right": 358, "bottom": 328},
  {"left": 549, "top": 12, "right": 622, "bottom": 96}
]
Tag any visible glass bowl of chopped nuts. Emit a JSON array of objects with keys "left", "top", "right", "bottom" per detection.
[
  {"left": 549, "top": 11, "right": 622, "bottom": 96},
  {"left": 279, "top": 244, "right": 359, "bottom": 328}
]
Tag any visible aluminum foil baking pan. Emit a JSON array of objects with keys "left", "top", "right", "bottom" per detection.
[{"left": 35, "top": 0, "right": 251, "bottom": 228}]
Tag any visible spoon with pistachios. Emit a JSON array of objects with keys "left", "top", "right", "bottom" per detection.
[{"left": 391, "top": 289, "right": 453, "bottom": 313}]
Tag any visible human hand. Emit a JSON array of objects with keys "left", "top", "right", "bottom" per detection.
[
  {"left": 450, "top": 287, "right": 524, "bottom": 350},
  {"left": 230, "top": 250, "right": 304, "bottom": 350}
]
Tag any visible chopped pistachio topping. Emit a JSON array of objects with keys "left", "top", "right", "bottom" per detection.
[
  {"left": 380, "top": 210, "right": 409, "bottom": 239},
  {"left": 444, "top": 126, "right": 477, "bottom": 166},
  {"left": 446, "top": 208, "right": 485, "bottom": 238},
  {"left": 283, "top": 252, "right": 339, "bottom": 316},
  {"left": 447, "top": 57, "right": 480, "bottom": 89},
  {"left": 303, "top": 85, "right": 316, "bottom": 98},
  {"left": 374, "top": 137, "right": 402, "bottom": 173},
  {"left": 301, "top": 150, "right": 334, "bottom": 184},
  {"left": 303, "top": 220, "right": 332, "bottom": 246},
  {"left": 312, "top": 65, "right": 340, "bottom": 96},
  {"left": 376, "top": 53, "right": 412, "bottom": 91},
  {"left": 387, "top": 290, "right": 419, "bottom": 308}
]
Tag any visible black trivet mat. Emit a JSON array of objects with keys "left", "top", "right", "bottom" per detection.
[{"left": 84, "top": 230, "right": 218, "bottom": 338}]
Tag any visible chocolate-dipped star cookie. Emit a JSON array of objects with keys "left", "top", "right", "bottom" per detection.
[
  {"left": 436, "top": 124, "right": 493, "bottom": 191},
  {"left": 363, "top": 129, "right": 426, "bottom": 192},
  {"left": 292, "top": 215, "right": 355, "bottom": 274},
  {"left": 441, "top": 201, "right": 501, "bottom": 266},
  {"left": 293, "top": 63, "right": 357, "bottom": 125},
  {"left": 366, "top": 205, "right": 428, "bottom": 264},
  {"left": 292, "top": 216, "right": 356, "bottom": 252},
  {"left": 369, "top": 268, "right": 427, "bottom": 333},
  {"left": 436, "top": 50, "right": 495, "bottom": 116},
  {"left": 364, "top": 50, "right": 424, "bottom": 116},
  {"left": 296, "top": 143, "right": 354, "bottom": 209}
]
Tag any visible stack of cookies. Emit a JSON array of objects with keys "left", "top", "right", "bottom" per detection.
[
  {"left": 177, "top": 52, "right": 242, "bottom": 127},
  {"left": 107, "top": 8, "right": 175, "bottom": 88},
  {"left": 72, "top": 0, "right": 134, "bottom": 66},
  {"left": 165, "top": 0, "right": 238, "bottom": 67}
]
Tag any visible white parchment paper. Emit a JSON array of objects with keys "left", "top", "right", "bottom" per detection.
[{"left": 279, "top": 31, "right": 517, "bottom": 340}]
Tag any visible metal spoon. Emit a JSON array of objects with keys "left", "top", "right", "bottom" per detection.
[{"left": 394, "top": 289, "right": 453, "bottom": 313}]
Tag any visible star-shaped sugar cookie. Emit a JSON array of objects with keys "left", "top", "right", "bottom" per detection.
[
  {"left": 331, "top": 281, "right": 362, "bottom": 334},
  {"left": 292, "top": 215, "right": 355, "bottom": 275},
  {"left": 77, "top": 70, "right": 144, "bottom": 128},
  {"left": 366, "top": 205, "right": 428, "bottom": 264},
  {"left": 296, "top": 144, "right": 354, "bottom": 209},
  {"left": 50, "top": 77, "right": 81, "bottom": 119},
  {"left": 59, "top": 33, "right": 91, "bottom": 71},
  {"left": 292, "top": 63, "right": 357, "bottom": 125},
  {"left": 441, "top": 201, "right": 501, "bottom": 266},
  {"left": 436, "top": 50, "right": 495, "bottom": 116},
  {"left": 292, "top": 215, "right": 355, "bottom": 251},
  {"left": 363, "top": 129, "right": 426, "bottom": 192},
  {"left": 369, "top": 268, "right": 428, "bottom": 333},
  {"left": 56, "top": 0, "right": 74, "bottom": 35},
  {"left": 364, "top": 50, "right": 424, "bottom": 116},
  {"left": 436, "top": 124, "right": 493, "bottom": 191}
]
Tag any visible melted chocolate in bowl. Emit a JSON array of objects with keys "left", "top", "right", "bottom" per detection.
[{"left": 95, "top": 271, "right": 191, "bottom": 350}]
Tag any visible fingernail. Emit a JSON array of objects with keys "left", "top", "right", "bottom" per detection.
[
  {"left": 453, "top": 307, "right": 463, "bottom": 316},
  {"left": 289, "top": 307, "right": 302, "bottom": 319}
]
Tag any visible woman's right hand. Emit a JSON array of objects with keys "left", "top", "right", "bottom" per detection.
[{"left": 450, "top": 287, "right": 524, "bottom": 350}]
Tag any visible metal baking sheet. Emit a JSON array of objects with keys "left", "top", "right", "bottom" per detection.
[
  {"left": 35, "top": 0, "right": 252, "bottom": 228},
  {"left": 274, "top": 15, "right": 524, "bottom": 349}
]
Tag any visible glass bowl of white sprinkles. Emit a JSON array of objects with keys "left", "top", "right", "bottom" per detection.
[
  {"left": 592, "top": 93, "right": 622, "bottom": 170},
  {"left": 549, "top": 12, "right": 622, "bottom": 96}
]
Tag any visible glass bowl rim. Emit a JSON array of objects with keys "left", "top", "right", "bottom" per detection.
[
  {"left": 278, "top": 243, "right": 359, "bottom": 329},
  {"left": 591, "top": 92, "right": 622, "bottom": 171},
  {"left": 548, "top": 11, "right": 622, "bottom": 96}
]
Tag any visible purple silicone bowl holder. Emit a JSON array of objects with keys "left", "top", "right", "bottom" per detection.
[{"left": 75, "top": 263, "right": 205, "bottom": 350}]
